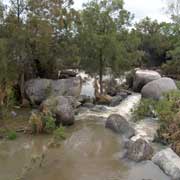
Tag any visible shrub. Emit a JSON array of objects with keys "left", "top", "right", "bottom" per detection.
[
  {"left": 6, "top": 84, "right": 17, "bottom": 107},
  {"left": 133, "top": 98, "right": 157, "bottom": 121},
  {"left": 134, "top": 90, "right": 180, "bottom": 154},
  {"left": 42, "top": 114, "right": 56, "bottom": 133},
  {"left": 29, "top": 112, "right": 43, "bottom": 134},
  {"left": 53, "top": 127, "right": 66, "bottom": 140},
  {"left": 162, "top": 60, "right": 180, "bottom": 79},
  {"left": 176, "top": 80, "right": 180, "bottom": 89},
  {"left": 133, "top": 90, "right": 180, "bottom": 123},
  {"left": 29, "top": 112, "right": 56, "bottom": 134},
  {"left": 7, "top": 131, "right": 17, "bottom": 140}
]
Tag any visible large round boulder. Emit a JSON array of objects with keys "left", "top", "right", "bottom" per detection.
[
  {"left": 105, "top": 114, "right": 135, "bottom": 139},
  {"left": 141, "top": 77, "right": 177, "bottom": 100},
  {"left": 126, "top": 139, "right": 154, "bottom": 162},
  {"left": 41, "top": 96, "right": 76, "bottom": 126},
  {"left": 133, "top": 69, "right": 161, "bottom": 92},
  {"left": 25, "top": 77, "right": 81, "bottom": 105}
]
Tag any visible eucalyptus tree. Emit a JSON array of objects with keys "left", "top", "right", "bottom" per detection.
[
  {"left": 78, "top": 0, "right": 133, "bottom": 94},
  {"left": 162, "top": 0, "right": 180, "bottom": 77}
]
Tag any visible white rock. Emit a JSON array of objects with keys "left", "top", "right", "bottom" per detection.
[{"left": 152, "top": 148, "right": 180, "bottom": 179}]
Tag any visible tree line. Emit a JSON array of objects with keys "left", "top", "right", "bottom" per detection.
[{"left": 0, "top": 0, "right": 179, "bottom": 103}]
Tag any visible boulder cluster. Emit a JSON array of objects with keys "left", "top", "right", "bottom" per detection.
[{"left": 127, "top": 69, "right": 177, "bottom": 100}]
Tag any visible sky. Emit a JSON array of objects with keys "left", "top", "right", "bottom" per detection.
[
  {"left": 3, "top": 0, "right": 170, "bottom": 23},
  {"left": 73, "top": 0, "right": 170, "bottom": 23}
]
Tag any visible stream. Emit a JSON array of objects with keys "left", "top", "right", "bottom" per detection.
[{"left": 0, "top": 73, "right": 171, "bottom": 180}]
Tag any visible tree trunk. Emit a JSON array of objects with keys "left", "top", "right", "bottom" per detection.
[
  {"left": 19, "top": 71, "right": 25, "bottom": 103},
  {"left": 99, "top": 49, "right": 103, "bottom": 95}
]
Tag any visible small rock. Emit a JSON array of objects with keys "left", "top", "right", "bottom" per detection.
[
  {"left": 91, "top": 105, "right": 107, "bottom": 112},
  {"left": 110, "top": 95, "right": 123, "bottom": 107},
  {"left": 78, "top": 95, "right": 94, "bottom": 104},
  {"left": 11, "top": 111, "right": 17, "bottom": 117},
  {"left": 126, "top": 139, "right": 154, "bottom": 162},
  {"left": 96, "top": 94, "right": 112, "bottom": 105},
  {"left": 83, "top": 103, "right": 94, "bottom": 109}
]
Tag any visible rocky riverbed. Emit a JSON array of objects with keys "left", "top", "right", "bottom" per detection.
[{"left": 1, "top": 69, "right": 180, "bottom": 180}]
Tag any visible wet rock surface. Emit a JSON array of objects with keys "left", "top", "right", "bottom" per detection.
[
  {"left": 105, "top": 114, "right": 135, "bottom": 138},
  {"left": 125, "top": 139, "right": 154, "bottom": 162},
  {"left": 152, "top": 148, "right": 180, "bottom": 180}
]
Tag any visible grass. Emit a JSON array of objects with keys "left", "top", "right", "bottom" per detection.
[{"left": 7, "top": 130, "right": 17, "bottom": 140}]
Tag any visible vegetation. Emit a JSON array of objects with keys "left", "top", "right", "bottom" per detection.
[
  {"left": 133, "top": 90, "right": 180, "bottom": 155},
  {"left": 29, "top": 112, "right": 56, "bottom": 134},
  {"left": 0, "top": 0, "right": 179, "bottom": 100},
  {"left": 7, "top": 130, "right": 17, "bottom": 140},
  {"left": 133, "top": 98, "right": 157, "bottom": 121},
  {"left": 78, "top": 0, "right": 141, "bottom": 93},
  {"left": 53, "top": 127, "right": 66, "bottom": 140}
]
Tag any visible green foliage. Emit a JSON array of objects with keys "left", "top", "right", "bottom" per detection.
[
  {"left": 53, "top": 127, "right": 66, "bottom": 140},
  {"left": 6, "top": 85, "right": 17, "bottom": 107},
  {"left": 133, "top": 98, "right": 156, "bottom": 121},
  {"left": 7, "top": 131, "right": 17, "bottom": 140},
  {"left": 176, "top": 81, "right": 180, "bottom": 89},
  {"left": 29, "top": 112, "right": 56, "bottom": 134},
  {"left": 42, "top": 114, "right": 56, "bottom": 134},
  {"left": 156, "top": 90, "right": 180, "bottom": 122},
  {"left": 134, "top": 90, "right": 180, "bottom": 123},
  {"left": 78, "top": 0, "right": 141, "bottom": 92},
  {"left": 135, "top": 17, "right": 172, "bottom": 67}
]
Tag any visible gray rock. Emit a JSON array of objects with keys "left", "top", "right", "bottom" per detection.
[
  {"left": 83, "top": 102, "right": 94, "bottom": 109},
  {"left": 105, "top": 114, "right": 135, "bottom": 138},
  {"left": 126, "top": 161, "right": 171, "bottom": 180},
  {"left": 141, "top": 77, "right": 177, "bottom": 100},
  {"left": 152, "top": 148, "right": 180, "bottom": 180},
  {"left": 25, "top": 79, "right": 51, "bottom": 104},
  {"left": 25, "top": 77, "right": 81, "bottom": 105},
  {"left": 41, "top": 96, "right": 75, "bottom": 126},
  {"left": 126, "top": 139, "right": 154, "bottom": 162},
  {"left": 74, "top": 107, "right": 89, "bottom": 115},
  {"left": 78, "top": 95, "right": 94, "bottom": 104},
  {"left": 91, "top": 105, "right": 107, "bottom": 112},
  {"left": 133, "top": 69, "right": 161, "bottom": 92},
  {"left": 110, "top": 95, "right": 123, "bottom": 107}
]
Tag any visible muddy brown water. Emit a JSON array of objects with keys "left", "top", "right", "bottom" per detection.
[{"left": 0, "top": 118, "right": 170, "bottom": 180}]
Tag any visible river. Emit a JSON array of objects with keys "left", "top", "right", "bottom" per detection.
[{"left": 0, "top": 73, "right": 170, "bottom": 180}]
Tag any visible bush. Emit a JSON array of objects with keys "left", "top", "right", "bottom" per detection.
[
  {"left": 176, "top": 80, "right": 180, "bottom": 89},
  {"left": 29, "top": 112, "right": 56, "bottom": 134},
  {"left": 162, "top": 60, "right": 180, "bottom": 79},
  {"left": 133, "top": 98, "right": 157, "bottom": 121},
  {"left": 133, "top": 90, "right": 180, "bottom": 123},
  {"left": 42, "top": 114, "right": 56, "bottom": 133},
  {"left": 6, "top": 84, "right": 17, "bottom": 107},
  {"left": 7, "top": 131, "right": 17, "bottom": 140},
  {"left": 134, "top": 90, "right": 180, "bottom": 155},
  {"left": 53, "top": 127, "right": 66, "bottom": 140},
  {"left": 155, "top": 90, "right": 180, "bottom": 123}
]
